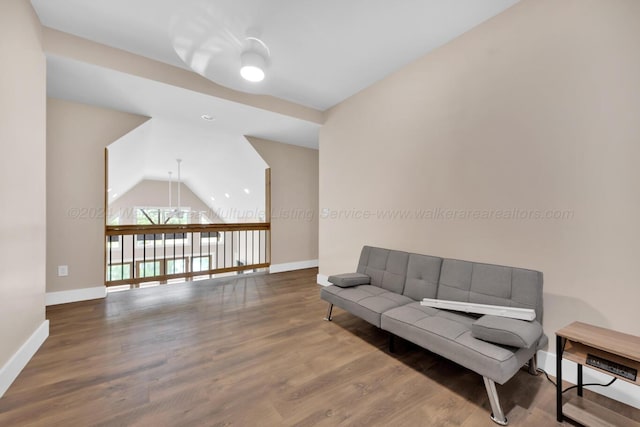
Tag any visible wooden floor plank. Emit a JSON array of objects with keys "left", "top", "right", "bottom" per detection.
[{"left": 0, "top": 268, "right": 638, "bottom": 426}]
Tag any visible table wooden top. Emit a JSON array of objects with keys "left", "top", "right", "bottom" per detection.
[{"left": 557, "top": 321, "right": 640, "bottom": 362}]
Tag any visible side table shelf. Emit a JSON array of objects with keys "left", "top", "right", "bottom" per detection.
[{"left": 556, "top": 321, "right": 640, "bottom": 427}]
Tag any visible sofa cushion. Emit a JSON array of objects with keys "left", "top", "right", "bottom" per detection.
[
  {"left": 472, "top": 315, "right": 543, "bottom": 349},
  {"left": 381, "top": 302, "right": 536, "bottom": 384},
  {"left": 437, "top": 259, "right": 543, "bottom": 322},
  {"left": 328, "top": 273, "right": 370, "bottom": 287},
  {"left": 320, "top": 285, "right": 413, "bottom": 328},
  {"left": 402, "top": 254, "right": 443, "bottom": 301},
  {"left": 356, "top": 246, "right": 409, "bottom": 294}
]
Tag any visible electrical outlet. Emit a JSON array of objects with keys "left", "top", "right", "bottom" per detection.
[{"left": 57, "top": 265, "right": 69, "bottom": 277}]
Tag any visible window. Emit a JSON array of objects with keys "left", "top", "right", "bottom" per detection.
[
  {"left": 166, "top": 258, "right": 188, "bottom": 275},
  {"left": 201, "top": 231, "right": 219, "bottom": 239},
  {"left": 201, "top": 231, "right": 223, "bottom": 245},
  {"left": 164, "top": 232, "right": 188, "bottom": 246},
  {"left": 107, "top": 263, "right": 132, "bottom": 281},
  {"left": 136, "top": 233, "right": 163, "bottom": 246},
  {"left": 138, "top": 261, "right": 162, "bottom": 278},
  {"left": 107, "top": 235, "right": 120, "bottom": 249},
  {"left": 192, "top": 256, "right": 211, "bottom": 273}
]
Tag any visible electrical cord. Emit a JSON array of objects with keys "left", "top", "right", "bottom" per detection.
[
  {"left": 562, "top": 377, "right": 617, "bottom": 393},
  {"left": 536, "top": 367, "right": 617, "bottom": 393}
]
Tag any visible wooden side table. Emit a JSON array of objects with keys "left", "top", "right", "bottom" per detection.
[{"left": 556, "top": 321, "right": 640, "bottom": 426}]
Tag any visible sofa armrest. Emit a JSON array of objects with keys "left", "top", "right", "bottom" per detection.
[
  {"left": 328, "top": 273, "right": 370, "bottom": 288},
  {"left": 472, "top": 315, "right": 543, "bottom": 348}
]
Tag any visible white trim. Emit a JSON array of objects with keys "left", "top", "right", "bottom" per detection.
[
  {"left": 317, "top": 274, "right": 331, "bottom": 286},
  {"left": 46, "top": 286, "right": 107, "bottom": 306},
  {"left": 0, "top": 320, "right": 49, "bottom": 398},
  {"left": 269, "top": 259, "right": 318, "bottom": 274},
  {"left": 537, "top": 349, "right": 640, "bottom": 410}
]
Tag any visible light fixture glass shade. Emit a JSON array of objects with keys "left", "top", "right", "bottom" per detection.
[{"left": 240, "top": 51, "right": 266, "bottom": 82}]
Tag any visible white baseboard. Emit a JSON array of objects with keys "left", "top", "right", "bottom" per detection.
[
  {"left": 269, "top": 259, "right": 318, "bottom": 274},
  {"left": 537, "top": 349, "right": 640, "bottom": 410},
  {"left": 46, "top": 286, "right": 106, "bottom": 306},
  {"left": 0, "top": 320, "right": 49, "bottom": 398},
  {"left": 317, "top": 274, "right": 331, "bottom": 286}
]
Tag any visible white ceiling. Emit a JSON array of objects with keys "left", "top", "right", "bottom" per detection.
[
  {"left": 34, "top": 0, "right": 519, "bottom": 220},
  {"left": 47, "top": 55, "right": 321, "bottom": 148},
  {"left": 108, "top": 119, "right": 268, "bottom": 221},
  {"left": 32, "top": 0, "right": 519, "bottom": 110}
]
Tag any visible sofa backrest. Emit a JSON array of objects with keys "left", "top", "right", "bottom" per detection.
[
  {"left": 357, "top": 246, "right": 409, "bottom": 294},
  {"left": 402, "top": 253, "right": 443, "bottom": 300},
  {"left": 437, "top": 259, "right": 544, "bottom": 322}
]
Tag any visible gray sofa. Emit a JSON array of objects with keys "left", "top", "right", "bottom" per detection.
[{"left": 320, "top": 246, "right": 547, "bottom": 426}]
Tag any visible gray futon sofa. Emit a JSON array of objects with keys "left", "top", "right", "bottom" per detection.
[{"left": 320, "top": 246, "right": 547, "bottom": 426}]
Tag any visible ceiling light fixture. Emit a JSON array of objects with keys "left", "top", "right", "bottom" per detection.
[
  {"left": 176, "top": 159, "right": 183, "bottom": 218},
  {"left": 240, "top": 51, "right": 266, "bottom": 82},
  {"left": 244, "top": 188, "right": 250, "bottom": 194},
  {"left": 167, "top": 160, "right": 184, "bottom": 220},
  {"left": 240, "top": 36, "right": 270, "bottom": 83}
]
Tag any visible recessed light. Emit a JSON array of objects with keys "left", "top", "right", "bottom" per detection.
[
  {"left": 112, "top": 193, "right": 118, "bottom": 198},
  {"left": 225, "top": 193, "right": 230, "bottom": 198},
  {"left": 244, "top": 188, "right": 250, "bottom": 194},
  {"left": 107, "top": 188, "right": 112, "bottom": 192},
  {"left": 201, "top": 114, "right": 215, "bottom": 121},
  {"left": 210, "top": 196, "right": 215, "bottom": 201}
]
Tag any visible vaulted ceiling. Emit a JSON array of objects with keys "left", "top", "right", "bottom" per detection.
[
  {"left": 33, "top": 0, "right": 519, "bottom": 111},
  {"left": 32, "top": 0, "right": 519, "bottom": 217}
]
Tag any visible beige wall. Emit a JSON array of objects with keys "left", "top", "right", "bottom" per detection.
[
  {"left": 320, "top": 0, "right": 640, "bottom": 347},
  {"left": 47, "top": 98, "right": 148, "bottom": 293},
  {"left": 249, "top": 137, "right": 319, "bottom": 265},
  {"left": 0, "top": 0, "right": 46, "bottom": 369},
  {"left": 109, "top": 179, "right": 223, "bottom": 224}
]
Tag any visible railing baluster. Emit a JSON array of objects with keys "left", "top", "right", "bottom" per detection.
[
  {"left": 197, "top": 231, "right": 200, "bottom": 274},
  {"left": 131, "top": 233, "right": 135, "bottom": 283},
  {"left": 208, "top": 231, "right": 213, "bottom": 275},
  {"left": 108, "top": 236, "right": 112, "bottom": 281},
  {"left": 121, "top": 234, "right": 124, "bottom": 281},
  {"left": 153, "top": 233, "right": 157, "bottom": 277},
  {"left": 143, "top": 233, "right": 147, "bottom": 280},
  {"left": 163, "top": 232, "right": 166, "bottom": 284},
  {"left": 105, "top": 223, "right": 270, "bottom": 287}
]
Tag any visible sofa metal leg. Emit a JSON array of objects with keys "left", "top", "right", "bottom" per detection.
[
  {"left": 528, "top": 354, "right": 540, "bottom": 376},
  {"left": 324, "top": 303, "right": 333, "bottom": 321},
  {"left": 483, "top": 377, "right": 508, "bottom": 426}
]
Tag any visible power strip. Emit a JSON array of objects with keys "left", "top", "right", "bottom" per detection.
[{"left": 586, "top": 353, "right": 637, "bottom": 381}]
